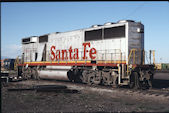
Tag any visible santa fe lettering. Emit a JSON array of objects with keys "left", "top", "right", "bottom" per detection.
[{"left": 50, "top": 42, "right": 97, "bottom": 61}]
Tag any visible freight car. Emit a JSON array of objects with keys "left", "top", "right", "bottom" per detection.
[
  {"left": 3, "top": 59, "right": 15, "bottom": 70},
  {"left": 18, "top": 20, "right": 155, "bottom": 89}
]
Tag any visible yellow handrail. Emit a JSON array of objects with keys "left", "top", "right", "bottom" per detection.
[
  {"left": 14, "top": 56, "right": 19, "bottom": 71},
  {"left": 127, "top": 49, "right": 137, "bottom": 76},
  {"left": 152, "top": 50, "right": 155, "bottom": 64},
  {"left": 128, "top": 49, "right": 137, "bottom": 65}
]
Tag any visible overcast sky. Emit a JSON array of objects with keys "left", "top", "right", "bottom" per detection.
[{"left": 1, "top": 2, "right": 169, "bottom": 63}]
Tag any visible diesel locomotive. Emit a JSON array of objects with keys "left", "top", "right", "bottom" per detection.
[{"left": 18, "top": 20, "right": 155, "bottom": 89}]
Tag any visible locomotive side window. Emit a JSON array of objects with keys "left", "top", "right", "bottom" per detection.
[
  {"left": 39, "top": 35, "right": 48, "bottom": 43},
  {"left": 85, "top": 29, "right": 102, "bottom": 41},
  {"left": 104, "top": 25, "right": 125, "bottom": 39},
  {"left": 22, "top": 38, "right": 30, "bottom": 44}
]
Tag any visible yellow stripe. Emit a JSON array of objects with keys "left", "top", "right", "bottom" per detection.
[{"left": 97, "top": 60, "right": 126, "bottom": 63}]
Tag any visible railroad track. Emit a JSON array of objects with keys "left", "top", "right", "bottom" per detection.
[
  {"left": 38, "top": 79, "right": 169, "bottom": 99},
  {"left": 115, "top": 88, "right": 169, "bottom": 98},
  {"left": 6, "top": 78, "right": 169, "bottom": 98}
]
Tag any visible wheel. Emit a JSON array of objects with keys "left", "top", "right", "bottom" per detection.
[
  {"left": 87, "top": 71, "right": 101, "bottom": 85},
  {"left": 141, "top": 71, "right": 153, "bottom": 89},
  {"left": 88, "top": 74, "right": 95, "bottom": 85},
  {"left": 82, "top": 70, "right": 89, "bottom": 83},
  {"left": 112, "top": 74, "right": 118, "bottom": 88},
  {"left": 102, "top": 71, "right": 113, "bottom": 86},
  {"left": 22, "top": 67, "right": 32, "bottom": 80},
  {"left": 67, "top": 70, "right": 73, "bottom": 82},
  {"left": 147, "top": 71, "right": 153, "bottom": 89},
  {"left": 32, "top": 67, "right": 40, "bottom": 80},
  {"left": 73, "top": 69, "right": 83, "bottom": 83},
  {"left": 129, "top": 72, "right": 140, "bottom": 89}
]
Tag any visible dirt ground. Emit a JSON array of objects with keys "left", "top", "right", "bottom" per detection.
[{"left": 1, "top": 77, "right": 169, "bottom": 113}]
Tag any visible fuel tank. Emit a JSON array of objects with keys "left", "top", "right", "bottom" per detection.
[
  {"left": 38, "top": 70, "right": 69, "bottom": 81},
  {"left": 38, "top": 66, "right": 72, "bottom": 81}
]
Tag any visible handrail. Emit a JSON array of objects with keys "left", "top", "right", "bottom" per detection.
[
  {"left": 14, "top": 56, "right": 20, "bottom": 71},
  {"left": 128, "top": 49, "right": 137, "bottom": 65},
  {"left": 24, "top": 48, "right": 127, "bottom": 63}
]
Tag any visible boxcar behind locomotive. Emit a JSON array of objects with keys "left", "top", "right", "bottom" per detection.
[{"left": 18, "top": 20, "right": 154, "bottom": 89}]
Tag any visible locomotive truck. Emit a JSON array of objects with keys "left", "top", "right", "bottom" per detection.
[{"left": 18, "top": 20, "right": 155, "bottom": 89}]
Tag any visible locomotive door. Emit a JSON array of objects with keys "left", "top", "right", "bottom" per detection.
[
  {"left": 36, "top": 43, "right": 45, "bottom": 61},
  {"left": 30, "top": 43, "right": 37, "bottom": 62}
]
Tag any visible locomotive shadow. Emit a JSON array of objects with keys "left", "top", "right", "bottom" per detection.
[
  {"left": 152, "top": 71, "right": 169, "bottom": 89},
  {"left": 152, "top": 79, "right": 169, "bottom": 89},
  {"left": 39, "top": 79, "right": 79, "bottom": 93},
  {"left": 41, "top": 78, "right": 72, "bottom": 83}
]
